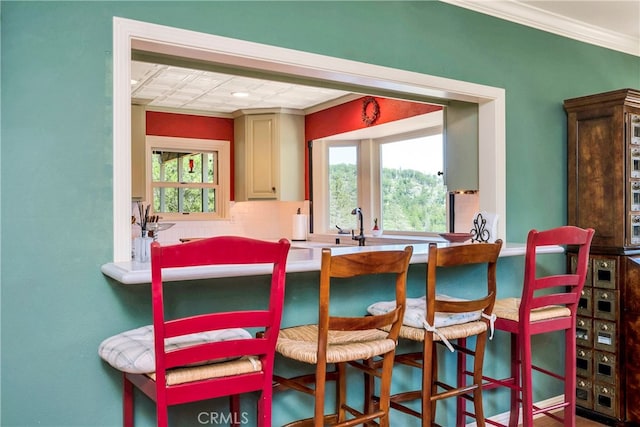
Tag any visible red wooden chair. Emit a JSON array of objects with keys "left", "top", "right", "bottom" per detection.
[
  {"left": 482, "top": 226, "right": 594, "bottom": 426},
  {"left": 99, "top": 236, "right": 290, "bottom": 427}
]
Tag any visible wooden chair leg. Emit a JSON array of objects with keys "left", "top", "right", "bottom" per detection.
[
  {"left": 456, "top": 337, "right": 467, "bottom": 427},
  {"left": 378, "top": 352, "right": 395, "bottom": 427},
  {"left": 564, "top": 328, "right": 577, "bottom": 427},
  {"left": 508, "top": 334, "right": 520, "bottom": 427},
  {"left": 315, "top": 361, "right": 327, "bottom": 427},
  {"left": 521, "top": 334, "right": 534, "bottom": 427},
  {"left": 156, "top": 405, "right": 168, "bottom": 427},
  {"left": 363, "top": 359, "right": 376, "bottom": 415},
  {"left": 337, "top": 363, "right": 347, "bottom": 423},
  {"left": 123, "top": 374, "right": 134, "bottom": 427},
  {"left": 473, "top": 334, "right": 487, "bottom": 427},
  {"left": 422, "top": 341, "right": 435, "bottom": 427},
  {"left": 230, "top": 395, "right": 240, "bottom": 427}
]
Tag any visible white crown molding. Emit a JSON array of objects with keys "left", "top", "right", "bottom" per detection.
[{"left": 441, "top": 0, "right": 640, "bottom": 57}]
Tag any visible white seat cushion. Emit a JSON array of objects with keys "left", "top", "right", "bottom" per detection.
[
  {"left": 98, "top": 325, "right": 252, "bottom": 374},
  {"left": 367, "top": 295, "right": 482, "bottom": 329}
]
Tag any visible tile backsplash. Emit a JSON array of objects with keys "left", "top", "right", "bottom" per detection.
[{"left": 132, "top": 200, "right": 309, "bottom": 245}]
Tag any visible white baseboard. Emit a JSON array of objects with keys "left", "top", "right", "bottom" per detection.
[{"left": 465, "top": 395, "right": 565, "bottom": 427}]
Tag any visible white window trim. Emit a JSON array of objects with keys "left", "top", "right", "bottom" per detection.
[
  {"left": 113, "top": 17, "right": 505, "bottom": 262},
  {"left": 145, "top": 136, "right": 230, "bottom": 220},
  {"left": 314, "top": 141, "right": 359, "bottom": 234},
  {"left": 375, "top": 128, "right": 445, "bottom": 235},
  {"left": 314, "top": 126, "right": 445, "bottom": 235}
]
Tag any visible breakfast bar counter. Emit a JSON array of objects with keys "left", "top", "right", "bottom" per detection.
[
  {"left": 101, "top": 241, "right": 562, "bottom": 285},
  {"left": 100, "top": 239, "right": 566, "bottom": 425}
]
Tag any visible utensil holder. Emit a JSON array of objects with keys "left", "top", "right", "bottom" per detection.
[{"left": 133, "top": 237, "right": 153, "bottom": 263}]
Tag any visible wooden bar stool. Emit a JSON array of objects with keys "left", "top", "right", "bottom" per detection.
[
  {"left": 483, "top": 226, "right": 594, "bottom": 427},
  {"left": 273, "top": 246, "right": 413, "bottom": 427},
  {"left": 367, "top": 240, "right": 503, "bottom": 426}
]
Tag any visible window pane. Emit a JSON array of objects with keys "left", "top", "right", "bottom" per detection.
[
  {"left": 381, "top": 135, "right": 446, "bottom": 232},
  {"left": 328, "top": 146, "right": 358, "bottom": 229},
  {"left": 180, "top": 154, "right": 202, "bottom": 184},
  {"left": 207, "top": 188, "right": 216, "bottom": 213},
  {"left": 153, "top": 187, "right": 178, "bottom": 213},
  {"left": 152, "top": 187, "right": 218, "bottom": 213},
  {"left": 181, "top": 188, "right": 203, "bottom": 212},
  {"left": 152, "top": 151, "right": 216, "bottom": 184}
]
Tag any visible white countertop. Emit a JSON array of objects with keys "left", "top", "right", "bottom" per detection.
[{"left": 101, "top": 241, "right": 564, "bottom": 285}]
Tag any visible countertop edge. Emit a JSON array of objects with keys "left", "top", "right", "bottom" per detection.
[{"left": 101, "top": 242, "right": 563, "bottom": 285}]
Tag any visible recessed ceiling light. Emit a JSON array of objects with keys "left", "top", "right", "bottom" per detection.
[
  {"left": 232, "top": 91, "right": 249, "bottom": 98},
  {"left": 131, "top": 79, "right": 138, "bottom": 85}
]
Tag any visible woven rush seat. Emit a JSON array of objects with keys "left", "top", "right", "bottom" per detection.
[
  {"left": 147, "top": 356, "right": 262, "bottom": 386},
  {"left": 492, "top": 297, "right": 571, "bottom": 322},
  {"left": 277, "top": 324, "right": 395, "bottom": 364}
]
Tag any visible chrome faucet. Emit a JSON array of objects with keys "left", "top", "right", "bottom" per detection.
[{"left": 351, "top": 207, "right": 365, "bottom": 246}]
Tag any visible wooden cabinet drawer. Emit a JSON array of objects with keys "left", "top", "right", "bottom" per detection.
[
  {"left": 594, "top": 319, "right": 616, "bottom": 352},
  {"left": 577, "top": 347, "right": 593, "bottom": 378}
]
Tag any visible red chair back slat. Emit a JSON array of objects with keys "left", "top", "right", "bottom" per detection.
[
  {"left": 164, "top": 339, "right": 271, "bottom": 369},
  {"left": 164, "top": 311, "right": 272, "bottom": 338},
  {"left": 520, "top": 226, "right": 595, "bottom": 321}
]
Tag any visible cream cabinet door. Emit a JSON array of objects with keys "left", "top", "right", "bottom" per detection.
[
  {"left": 234, "top": 112, "right": 304, "bottom": 201},
  {"left": 246, "top": 114, "right": 279, "bottom": 199}
]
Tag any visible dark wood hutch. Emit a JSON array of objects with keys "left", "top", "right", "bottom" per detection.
[{"left": 565, "top": 88, "right": 640, "bottom": 425}]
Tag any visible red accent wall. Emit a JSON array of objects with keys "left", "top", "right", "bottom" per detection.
[
  {"left": 144, "top": 100, "right": 442, "bottom": 201},
  {"left": 304, "top": 97, "right": 442, "bottom": 198},
  {"left": 305, "top": 97, "right": 441, "bottom": 141},
  {"left": 146, "top": 111, "right": 236, "bottom": 198}
]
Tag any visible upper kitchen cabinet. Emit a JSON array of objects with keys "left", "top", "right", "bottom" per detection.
[
  {"left": 565, "top": 89, "right": 640, "bottom": 253},
  {"left": 444, "top": 101, "right": 479, "bottom": 192},
  {"left": 131, "top": 104, "right": 146, "bottom": 200},
  {"left": 234, "top": 112, "right": 305, "bottom": 201}
]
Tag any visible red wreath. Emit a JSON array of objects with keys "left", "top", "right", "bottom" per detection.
[{"left": 362, "top": 97, "right": 380, "bottom": 126}]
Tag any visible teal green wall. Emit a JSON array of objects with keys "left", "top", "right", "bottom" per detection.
[{"left": 2, "top": 1, "right": 638, "bottom": 426}]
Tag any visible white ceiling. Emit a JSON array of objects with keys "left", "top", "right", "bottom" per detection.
[
  {"left": 444, "top": 0, "right": 639, "bottom": 56},
  {"left": 131, "top": 61, "right": 352, "bottom": 114},
  {"left": 131, "top": 0, "right": 640, "bottom": 115},
  {"left": 523, "top": 1, "right": 639, "bottom": 40}
]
